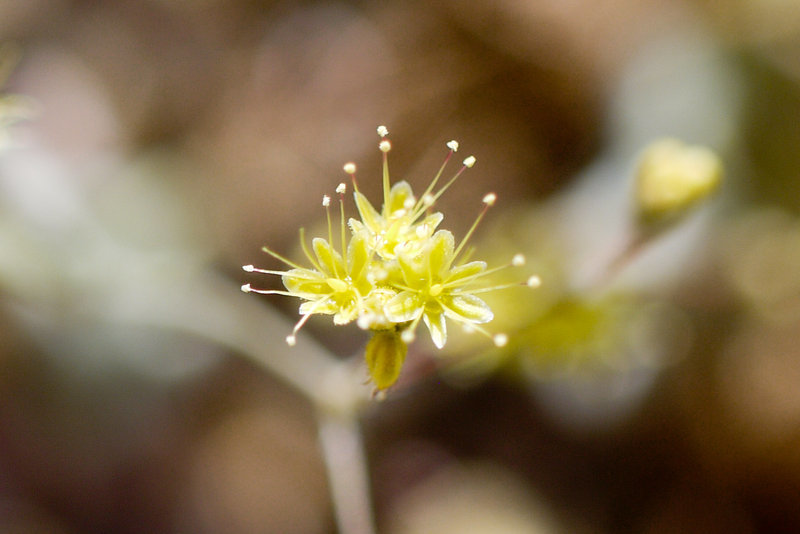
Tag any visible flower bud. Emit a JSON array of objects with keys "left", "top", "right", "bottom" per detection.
[
  {"left": 365, "top": 330, "right": 408, "bottom": 391},
  {"left": 635, "top": 138, "right": 723, "bottom": 225}
]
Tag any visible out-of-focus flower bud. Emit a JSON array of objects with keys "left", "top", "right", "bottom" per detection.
[{"left": 634, "top": 138, "right": 723, "bottom": 225}]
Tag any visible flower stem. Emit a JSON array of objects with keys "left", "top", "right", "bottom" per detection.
[{"left": 317, "top": 409, "right": 377, "bottom": 534}]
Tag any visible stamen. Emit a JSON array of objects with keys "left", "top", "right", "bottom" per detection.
[
  {"left": 240, "top": 285, "right": 297, "bottom": 297},
  {"left": 299, "top": 228, "right": 324, "bottom": 273},
  {"left": 339, "top": 190, "right": 347, "bottom": 256},
  {"left": 411, "top": 159, "right": 473, "bottom": 219},
  {"left": 453, "top": 199, "right": 492, "bottom": 262},
  {"left": 242, "top": 264, "right": 292, "bottom": 276},
  {"left": 262, "top": 243, "right": 308, "bottom": 271},
  {"left": 412, "top": 147, "right": 456, "bottom": 215},
  {"left": 324, "top": 197, "right": 336, "bottom": 274},
  {"left": 288, "top": 309, "right": 317, "bottom": 344},
  {"left": 381, "top": 140, "right": 391, "bottom": 209}
]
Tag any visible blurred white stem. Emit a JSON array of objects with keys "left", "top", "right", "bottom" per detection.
[{"left": 317, "top": 410, "right": 377, "bottom": 534}]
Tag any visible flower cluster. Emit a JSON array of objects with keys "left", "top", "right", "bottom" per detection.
[{"left": 242, "top": 126, "right": 538, "bottom": 390}]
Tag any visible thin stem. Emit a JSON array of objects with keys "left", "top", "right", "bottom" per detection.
[{"left": 317, "top": 409, "right": 377, "bottom": 534}]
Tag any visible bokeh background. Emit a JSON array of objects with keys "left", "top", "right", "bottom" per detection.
[{"left": 2, "top": 0, "right": 800, "bottom": 532}]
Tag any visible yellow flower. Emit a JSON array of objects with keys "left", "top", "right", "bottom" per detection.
[
  {"left": 347, "top": 131, "right": 470, "bottom": 262},
  {"left": 635, "top": 138, "right": 723, "bottom": 224},
  {"left": 242, "top": 192, "right": 376, "bottom": 346},
  {"left": 242, "top": 125, "right": 538, "bottom": 391},
  {"left": 384, "top": 229, "right": 495, "bottom": 348}
]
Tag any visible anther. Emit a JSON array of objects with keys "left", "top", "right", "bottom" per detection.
[
  {"left": 286, "top": 335, "right": 297, "bottom": 346},
  {"left": 379, "top": 140, "right": 391, "bottom": 152},
  {"left": 463, "top": 155, "right": 476, "bottom": 168},
  {"left": 401, "top": 329, "right": 415, "bottom": 343},
  {"left": 512, "top": 254, "right": 525, "bottom": 267},
  {"left": 493, "top": 333, "right": 508, "bottom": 347},
  {"left": 446, "top": 140, "right": 459, "bottom": 152},
  {"left": 336, "top": 183, "right": 347, "bottom": 194},
  {"left": 343, "top": 162, "right": 357, "bottom": 174},
  {"left": 242, "top": 264, "right": 255, "bottom": 272},
  {"left": 377, "top": 125, "right": 389, "bottom": 137},
  {"left": 322, "top": 195, "right": 331, "bottom": 207},
  {"left": 241, "top": 283, "right": 252, "bottom": 293},
  {"left": 527, "top": 275, "right": 541, "bottom": 288},
  {"left": 482, "top": 192, "right": 497, "bottom": 206}
]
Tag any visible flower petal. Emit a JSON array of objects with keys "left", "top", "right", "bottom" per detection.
[
  {"left": 283, "top": 269, "right": 328, "bottom": 297},
  {"left": 386, "top": 181, "right": 414, "bottom": 217},
  {"left": 353, "top": 191, "right": 383, "bottom": 233},
  {"left": 419, "top": 212, "right": 444, "bottom": 233},
  {"left": 384, "top": 290, "right": 424, "bottom": 323},
  {"left": 446, "top": 261, "right": 487, "bottom": 285},
  {"left": 347, "top": 231, "right": 370, "bottom": 285},
  {"left": 427, "top": 230, "right": 455, "bottom": 277},
  {"left": 299, "top": 299, "right": 337, "bottom": 316},
  {"left": 443, "top": 294, "right": 493, "bottom": 324},
  {"left": 312, "top": 237, "right": 345, "bottom": 277},
  {"left": 423, "top": 309, "right": 447, "bottom": 349}
]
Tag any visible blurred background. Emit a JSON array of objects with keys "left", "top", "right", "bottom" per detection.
[{"left": 1, "top": 0, "right": 800, "bottom": 532}]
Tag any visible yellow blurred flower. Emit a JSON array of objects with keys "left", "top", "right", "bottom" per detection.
[{"left": 635, "top": 138, "right": 723, "bottom": 225}]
